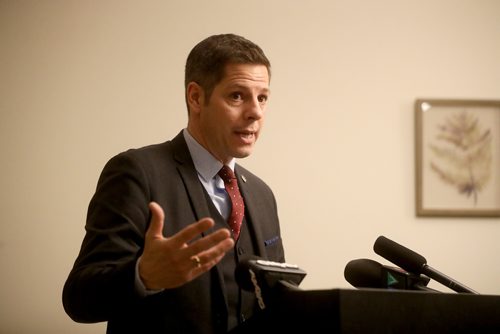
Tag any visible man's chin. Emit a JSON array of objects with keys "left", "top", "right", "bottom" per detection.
[{"left": 232, "top": 147, "right": 254, "bottom": 159}]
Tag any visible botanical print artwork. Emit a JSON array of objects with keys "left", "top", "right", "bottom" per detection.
[{"left": 428, "top": 110, "right": 492, "bottom": 206}]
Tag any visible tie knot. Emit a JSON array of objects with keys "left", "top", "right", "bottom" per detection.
[{"left": 218, "top": 165, "right": 236, "bottom": 184}]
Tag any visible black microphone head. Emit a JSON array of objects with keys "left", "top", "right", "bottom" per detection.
[
  {"left": 344, "top": 258, "right": 383, "bottom": 288},
  {"left": 373, "top": 236, "right": 427, "bottom": 274},
  {"left": 345, "top": 258, "right": 432, "bottom": 290}
]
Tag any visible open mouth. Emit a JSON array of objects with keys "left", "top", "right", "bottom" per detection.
[{"left": 235, "top": 130, "right": 257, "bottom": 142}]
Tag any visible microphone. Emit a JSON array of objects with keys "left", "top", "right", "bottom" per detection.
[
  {"left": 373, "top": 236, "right": 478, "bottom": 294},
  {"left": 344, "top": 258, "right": 434, "bottom": 291},
  {"left": 235, "top": 257, "right": 307, "bottom": 291},
  {"left": 235, "top": 257, "right": 307, "bottom": 309}
]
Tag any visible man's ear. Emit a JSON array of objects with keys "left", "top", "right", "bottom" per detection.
[{"left": 186, "top": 82, "right": 204, "bottom": 114}]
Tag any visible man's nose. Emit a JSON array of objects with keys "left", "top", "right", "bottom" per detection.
[{"left": 245, "top": 97, "right": 265, "bottom": 120}]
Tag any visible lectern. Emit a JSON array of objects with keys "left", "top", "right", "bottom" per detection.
[{"left": 232, "top": 288, "right": 500, "bottom": 333}]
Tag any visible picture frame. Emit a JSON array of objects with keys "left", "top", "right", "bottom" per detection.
[{"left": 415, "top": 99, "right": 500, "bottom": 217}]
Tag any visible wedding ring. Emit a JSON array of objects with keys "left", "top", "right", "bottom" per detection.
[{"left": 191, "top": 255, "right": 201, "bottom": 268}]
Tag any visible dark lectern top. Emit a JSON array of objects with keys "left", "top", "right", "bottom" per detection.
[{"left": 231, "top": 288, "right": 500, "bottom": 334}]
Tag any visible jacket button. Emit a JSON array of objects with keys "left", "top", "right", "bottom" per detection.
[{"left": 237, "top": 247, "right": 245, "bottom": 255}]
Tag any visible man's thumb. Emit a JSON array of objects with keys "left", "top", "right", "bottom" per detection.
[{"left": 146, "top": 201, "right": 165, "bottom": 239}]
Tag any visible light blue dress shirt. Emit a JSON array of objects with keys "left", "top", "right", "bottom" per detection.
[{"left": 182, "top": 128, "right": 234, "bottom": 221}]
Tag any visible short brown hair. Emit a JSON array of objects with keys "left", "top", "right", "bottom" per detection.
[{"left": 185, "top": 34, "right": 271, "bottom": 110}]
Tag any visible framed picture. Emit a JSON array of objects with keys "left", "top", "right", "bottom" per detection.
[{"left": 415, "top": 99, "right": 500, "bottom": 217}]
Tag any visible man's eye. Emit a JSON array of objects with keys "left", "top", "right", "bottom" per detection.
[
  {"left": 258, "top": 95, "right": 268, "bottom": 103},
  {"left": 230, "top": 92, "right": 242, "bottom": 100}
]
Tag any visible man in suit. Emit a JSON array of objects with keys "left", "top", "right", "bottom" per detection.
[{"left": 63, "top": 34, "right": 285, "bottom": 333}]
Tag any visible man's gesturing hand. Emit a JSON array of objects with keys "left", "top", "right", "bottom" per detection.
[{"left": 138, "top": 202, "right": 235, "bottom": 290}]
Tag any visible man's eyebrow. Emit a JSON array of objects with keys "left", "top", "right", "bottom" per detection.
[{"left": 227, "top": 84, "right": 270, "bottom": 94}]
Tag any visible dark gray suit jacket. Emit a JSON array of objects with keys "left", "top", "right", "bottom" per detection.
[{"left": 62, "top": 131, "right": 285, "bottom": 333}]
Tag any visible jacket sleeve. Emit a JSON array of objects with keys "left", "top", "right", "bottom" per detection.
[{"left": 62, "top": 152, "right": 152, "bottom": 323}]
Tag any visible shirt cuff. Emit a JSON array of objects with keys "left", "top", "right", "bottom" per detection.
[{"left": 135, "top": 257, "right": 164, "bottom": 297}]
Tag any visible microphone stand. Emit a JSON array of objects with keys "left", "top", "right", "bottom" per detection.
[{"left": 422, "top": 265, "right": 479, "bottom": 294}]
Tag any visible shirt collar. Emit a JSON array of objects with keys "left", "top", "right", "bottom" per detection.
[{"left": 183, "top": 128, "right": 236, "bottom": 181}]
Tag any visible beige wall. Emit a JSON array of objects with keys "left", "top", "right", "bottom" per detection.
[{"left": 1, "top": 0, "right": 499, "bottom": 332}]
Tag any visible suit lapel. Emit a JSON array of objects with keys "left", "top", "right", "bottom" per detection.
[
  {"left": 171, "top": 132, "right": 212, "bottom": 225},
  {"left": 234, "top": 165, "right": 267, "bottom": 258},
  {"left": 170, "top": 132, "right": 228, "bottom": 312}
]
